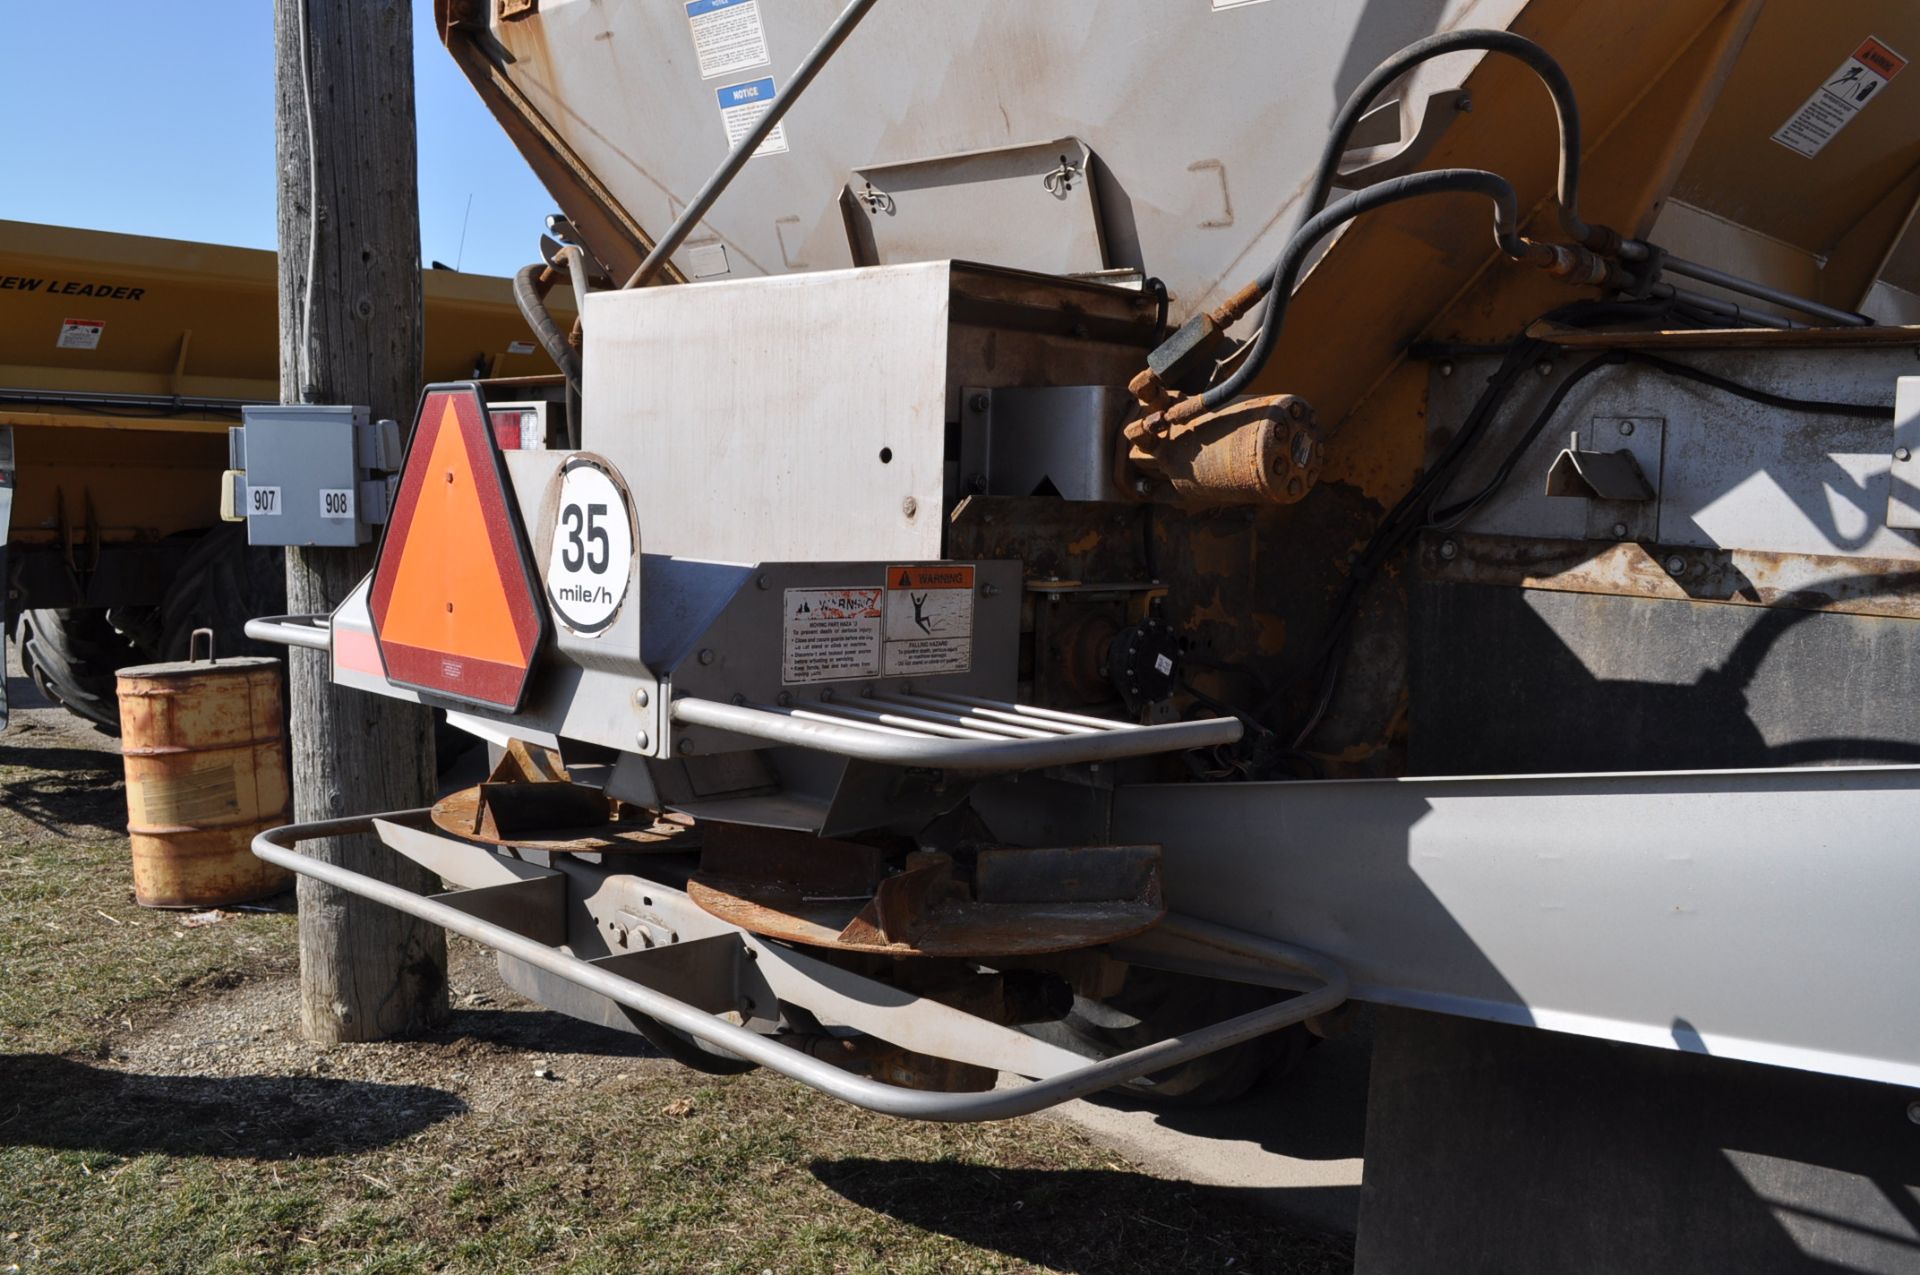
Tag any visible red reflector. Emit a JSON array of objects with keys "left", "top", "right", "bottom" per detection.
[{"left": 369, "top": 383, "right": 545, "bottom": 712}]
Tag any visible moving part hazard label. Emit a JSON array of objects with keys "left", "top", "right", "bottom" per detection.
[
  {"left": 1772, "top": 36, "right": 1906, "bottom": 158},
  {"left": 783, "top": 587, "right": 882, "bottom": 683},
  {"left": 883, "top": 565, "right": 973, "bottom": 677}
]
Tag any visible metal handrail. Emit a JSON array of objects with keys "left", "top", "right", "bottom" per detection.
[
  {"left": 254, "top": 813, "right": 1345, "bottom": 1122},
  {"left": 244, "top": 613, "right": 332, "bottom": 651},
  {"left": 670, "top": 696, "right": 1243, "bottom": 771}
]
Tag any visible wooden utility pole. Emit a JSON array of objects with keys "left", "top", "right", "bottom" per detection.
[{"left": 274, "top": 0, "right": 446, "bottom": 1042}]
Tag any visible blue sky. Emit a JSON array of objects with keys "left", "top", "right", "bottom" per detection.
[{"left": 0, "top": 2, "right": 555, "bottom": 279}]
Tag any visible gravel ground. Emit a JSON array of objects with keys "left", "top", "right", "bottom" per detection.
[{"left": 0, "top": 643, "right": 1354, "bottom": 1274}]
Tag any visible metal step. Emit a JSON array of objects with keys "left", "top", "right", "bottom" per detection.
[{"left": 669, "top": 688, "right": 1241, "bottom": 770}]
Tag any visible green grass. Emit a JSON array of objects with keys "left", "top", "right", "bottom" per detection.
[{"left": 0, "top": 743, "right": 1351, "bottom": 1274}]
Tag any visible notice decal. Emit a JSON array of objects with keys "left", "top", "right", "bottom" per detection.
[
  {"left": 685, "top": 0, "right": 770, "bottom": 80},
  {"left": 715, "top": 76, "right": 789, "bottom": 158},
  {"left": 1772, "top": 36, "right": 1906, "bottom": 158}
]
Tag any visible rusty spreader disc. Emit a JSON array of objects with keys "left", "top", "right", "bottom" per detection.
[
  {"left": 688, "top": 843, "right": 1166, "bottom": 958},
  {"left": 431, "top": 784, "right": 700, "bottom": 855}
]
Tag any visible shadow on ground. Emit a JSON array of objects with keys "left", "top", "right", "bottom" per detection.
[
  {"left": 0, "top": 740, "right": 125, "bottom": 837},
  {"left": 811, "top": 1155, "right": 1351, "bottom": 1274},
  {"left": 0, "top": 1055, "right": 465, "bottom": 1160},
  {"left": 1096, "top": 1023, "right": 1372, "bottom": 1164}
]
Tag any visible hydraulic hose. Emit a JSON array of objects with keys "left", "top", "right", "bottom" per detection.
[
  {"left": 513, "top": 263, "right": 583, "bottom": 396},
  {"left": 1300, "top": 30, "right": 1599, "bottom": 249},
  {"left": 1200, "top": 169, "right": 1525, "bottom": 411}
]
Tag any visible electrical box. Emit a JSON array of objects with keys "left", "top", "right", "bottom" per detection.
[{"left": 223, "top": 405, "right": 402, "bottom": 548}]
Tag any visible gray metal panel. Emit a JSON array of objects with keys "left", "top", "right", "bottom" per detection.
[
  {"left": 959, "top": 385, "right": 1129, "bottom": 502},
  {"left": 846, "top": 138, "right": 1106, "bottom": 276},
  {"left": 1110, "top": 767, "right": 1920, "bottom": 1087},
  {"left": 491, "top": 0, "right": 1514, "bottom": 314},
  {"left": 1435, "top": 348, "right": 1912, "bottom": 558},
  {"left": 236, "top": 404, "right": 373, "bottom": 548},
  {"left": 663, "top": 557, "right": 1023, "bottom": 759},
  {"left": 1890, "top": 374, "right": 1920, "bottom": 528},
  {"left": 581, "top": 262, "right": 951, "bottom": 564},
  {"left": 1410, "top": 583, "right": 1920, "bottom": 773}
]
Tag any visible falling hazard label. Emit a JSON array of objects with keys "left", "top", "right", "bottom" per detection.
[
  {"left": 1771, "top": 36, "right": 1906, "bottom": 158},
  {"left": 783, "top": 587, "right": 881, "bottom": 684},
  {"left": 883, "top": 565, "right": 973, "bottom": 678}
]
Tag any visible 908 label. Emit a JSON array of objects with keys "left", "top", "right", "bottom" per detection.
[{"left": 318, "top": 488, "right": 355, "bottom": 520}]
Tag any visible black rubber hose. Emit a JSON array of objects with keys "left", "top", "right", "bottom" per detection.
[
  {"left": 1202, "top": 169, "right": 1521, "bottom": 411},
  {"left": 1297, "top": 29, "right": 1593, "bottom": 248},
  {"left": 513, "top": 263, "right": 583, "bottom": 396}
]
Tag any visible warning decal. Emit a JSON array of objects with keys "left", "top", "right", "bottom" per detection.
[
  {"left": 57, "top": 318, "right": 103, "bottom": 350},
  {"left": 685, "top": 0, "right": 770, "bottom": 80},
  {"left": 883, "top": 565, "right": 974, "bottom": 678},
  {"left": 783, "top": 587, "right": 882, "bottom": 684},
  {"left": 1772, "top": 36, "right": 1906, "bottom": 158}
]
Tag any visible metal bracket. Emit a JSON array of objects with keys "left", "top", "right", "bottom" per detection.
[
  {"left": 430, "top": 875, "right": 566, "bottom": 946},
  {"left": 1545, "top": 416, "right": 1665, "bottom": 540}
]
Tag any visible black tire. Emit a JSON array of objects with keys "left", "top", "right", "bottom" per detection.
[
  {"left": 14, "top": 608, "right": 142, "bottom": 733},
  {"left": 1027, "top": 966, "right": 1311, "bottom": 1108},
  {"left": 158, "top": 525, "right": 287, "bottom": 662}
]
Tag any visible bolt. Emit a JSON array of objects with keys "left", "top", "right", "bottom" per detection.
[
  {"left": 678, "top": 739, "right": 697, "bottom": 755},
  {"left": 1134, "top": 478, "right": 1154, "bottom": 496},
  {"left": 1536, "top": 360, "right": 1555, "bottom": 378},
  {"left": 968, "top": 393, "right": 990, "bottom": 413},
  {"left": 634, "top": 730, "right": 650, "bottom": 750},
  {"left": 902, "top": 496, "right": 918, "bottom": 518},
  {"left": 1666, "top": 555, "right": 1686, "bottom": 575},
  {"left": 1898, "top": 448, "right": 1913, "bottom": 463},
  {"left": 1439, "top": 539, "right": 1458, "bottom": 561},
  {"left": 1618, "top": 420, "right": 1636, "bottom": 437},
  {"left": 632, "top": 687, "right": 649, "bottom": 708},
  {"left": 1612, "top": 522, "right": 1629, "bottom": 538},
  {"left": 698, "top": 648, "right": 715, "bottom": 665},
  {"left": 980, "top": 582, "right": 999, "bottom": 598},
  {"left": 1438, "top": 360, "right": 1455, "bottom": 378},
  {"left": 1908, "top": 1099, "right": 1920, "bottom": 1126},
  {"left": 756, "top": 573, "right": 770, "bottom": 590}
]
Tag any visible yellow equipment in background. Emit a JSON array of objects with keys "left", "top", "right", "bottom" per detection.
[{"left": 0, "top": 219, "right": 568, "bottom": 730}]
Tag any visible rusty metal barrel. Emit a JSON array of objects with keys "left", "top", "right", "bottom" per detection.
[{"left": 115, "top": 629, "right": 293, "bottom": 908}]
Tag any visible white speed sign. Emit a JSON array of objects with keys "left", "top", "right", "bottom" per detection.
[{"left": 545, "top": 458, "right": 634, "bottom": 634}]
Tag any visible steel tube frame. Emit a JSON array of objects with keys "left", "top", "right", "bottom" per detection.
[
  {"left": 1661, "top": 255, "right": 1872, "bottom": 327},
  {"left": 254, "top": 812, "right": 1345, "bottom": 1122},
  {"left": 244, "top": 614, "right": 332, "bottom": 650},
  {"left": 621, "top": 0, "right": 882, "bottom": 290}
]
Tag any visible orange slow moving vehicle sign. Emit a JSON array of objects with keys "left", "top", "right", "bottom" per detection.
[{"left": 369, "top": 383, "right": 545, "bottom": 711}]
